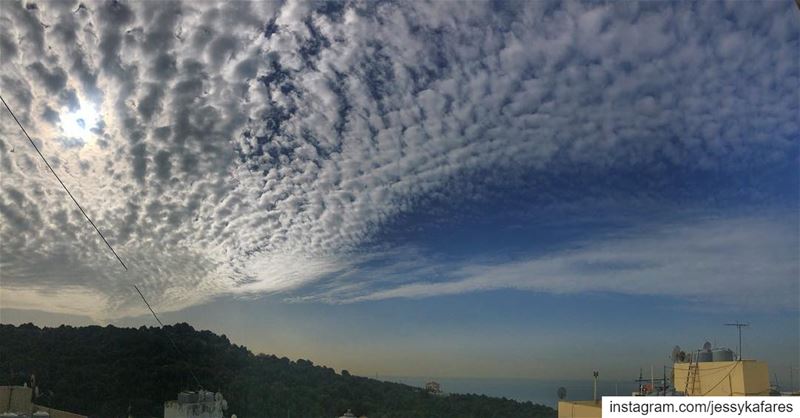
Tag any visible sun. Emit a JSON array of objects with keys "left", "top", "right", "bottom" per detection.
[{"left": 59, "top": 104, "right": 99, "bottom": 139}]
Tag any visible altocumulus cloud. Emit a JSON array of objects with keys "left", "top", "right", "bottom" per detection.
[{"left": 0, "top": 0, "right": 797, "bottom": 318}]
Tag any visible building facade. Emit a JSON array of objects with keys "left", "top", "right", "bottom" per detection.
[
  {"left": 0, "top": 386, "right": 86, "bottom": 418},
  {"left": 164, "top": 390, "right": 227, "bottom": 418},
  {"left": 672, "top": 360, "right": 770, "bottom": 396}
]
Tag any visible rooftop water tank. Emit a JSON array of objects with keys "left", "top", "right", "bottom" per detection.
[
  {"left": 711, "top": 348, "right": 734, "bottom": 362},
  {"left": 697, "top": 350, "right": 713, "bottom": 362},
  {"left": 177, "top": 391, "right": 199, "bottom": 403}
]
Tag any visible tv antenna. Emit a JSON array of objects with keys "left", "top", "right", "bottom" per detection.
[{"left": 725, "top": 321, "right": 749, "bottom": 360}]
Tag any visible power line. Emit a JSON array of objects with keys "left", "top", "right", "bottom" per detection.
[
  {"left": 134, "top": 284, "right": 166, "bottom": 327},
  {"left": 1, "top": 95, "right": 128, "bottom": 271},
  {"left": 135, "top": 284, "right": 202, "bottom": 388},
  {"left": 1, "top": 95, "right": 202, "bottom": 389}
]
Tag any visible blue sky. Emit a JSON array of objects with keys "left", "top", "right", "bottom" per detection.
[{"left": 0, "top": 0, "right": 798, "bottom": 382}]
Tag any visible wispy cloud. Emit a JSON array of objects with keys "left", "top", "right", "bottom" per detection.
[
  {"left": 338, "top": 215, "right": 798, "bottom": 311},
  {"left": 0, "top": 1, "right": 797, "bottom": 318}
]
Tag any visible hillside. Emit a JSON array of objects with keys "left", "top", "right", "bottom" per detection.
[{"left": 0, "top": 323, "right": 555, "bottom": 418}]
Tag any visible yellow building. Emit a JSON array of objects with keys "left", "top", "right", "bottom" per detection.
[
  {"left": 558, "top": 358, "right": 771, "bottom": 417},
  {"left": 558, "top": 400, "right": 601, "bottom": 418},
  {"left": 673, "top": 360, "right": 770, "bottom": 396},
  {"left": 0, "top": 385, "right": 32, "bottom": 414},
  {"left": 0, "top": 386, "right": 87, "bottom": 418}
]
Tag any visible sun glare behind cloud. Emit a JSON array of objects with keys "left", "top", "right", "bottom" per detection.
[{"left": 59, "top": 104, "right": 99, "bottom": 140}]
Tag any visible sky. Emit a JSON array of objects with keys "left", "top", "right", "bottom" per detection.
[{"left": 0, "top": 0, "right": 798, "bottom": 383}]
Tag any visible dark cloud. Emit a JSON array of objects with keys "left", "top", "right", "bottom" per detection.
[
  {"left": 0, "top": 29, "right": 18, "bottom": 60},
  {"left": 41, "top": 105, "right": 60, "bottom": 125},
  {"left": 27, "top": 62, "right": 68, "bottom": 93}
]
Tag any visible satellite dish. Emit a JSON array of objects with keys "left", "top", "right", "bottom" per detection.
[
  {"left": 557, "top": 387, "right": 567, "bottom": 400},
  {"left": 703, "top": 341, "right": 712, "bottom": 351},
  {"left": 671, "top": 345, "right": 682, "bottom": 362}
]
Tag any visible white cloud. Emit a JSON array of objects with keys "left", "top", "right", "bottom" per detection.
[
  {"left": 0, "top": 1, "right": 797, "bottom": 318},
  {"left": 343, "top": 215, "right": 799, "bottom": 311}
]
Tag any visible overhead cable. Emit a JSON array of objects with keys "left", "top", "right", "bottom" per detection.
[
  {"left": 1, "top": 95, "right": 202, "bottom": 389},
  {"left": 0, "top": 95, "right": 127, "bottom": 271}
]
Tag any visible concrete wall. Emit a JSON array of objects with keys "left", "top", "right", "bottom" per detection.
[
  {"left": 673, "top": 360, "right": 770, "bottom": 396},
  {"left": 558, "top": 400, "right": 602, "bottom": 418},
  {"left": 33, "top": 404, "right": 88, "bottom": 418},
  {"left": 739, "top": 361, "right": 770, "bottom": 395},
  {"left": 0, "top": 386, "right": 33, "bottom": 413},
  {"left": 1, "top": 386, "right": 86, "bottom": 418},
  {"left": 164, "top": 401, "right": 225, "bottom": 418}
]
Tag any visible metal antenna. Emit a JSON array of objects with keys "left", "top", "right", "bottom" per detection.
[{"left": 725, "top": 321, "right": 749, "bottom": 360}]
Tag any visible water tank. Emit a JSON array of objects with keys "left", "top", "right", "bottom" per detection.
[
  {"left": 177, "top": 391, "right": 199, "bottom": 403},
  {"left": 697, "top": 350, "right": 713, "bottom": 362},
  {"left": 712, "top": 348, "right": 735, "bottom": 362}
]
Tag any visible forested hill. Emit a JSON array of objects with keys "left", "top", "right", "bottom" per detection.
[{"left": 0, "top": 323, "right": 555, "bottom": 418}]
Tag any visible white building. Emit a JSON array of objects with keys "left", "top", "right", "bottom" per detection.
[
  {"left": 164, "top": 391, "right": 227, "bottom": 418},
  {"left": 425, "top": 381, "right": 442, "bottom": 395},
  {"left": 338, "top": 409, "right": 367, "bottom": 418}
]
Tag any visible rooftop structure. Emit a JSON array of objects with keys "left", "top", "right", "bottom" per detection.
[
  {"left": 0, "top": 386, "right": 31, "bottom": 415},
  {"left": 673, "top": 359, "right": 769, "bottom": 396},
  {"left": 558, "top": 340, "right": 776, "bottom": 418},
  {"left": 669, "top": 341, "right": 770, "bottom": 396},
  {"left": 557, "top": 400, "right": 601, "bottom": 418},
  {"left": 424, "top": 381, "right": 442, "bottom": 395},
  {"left": 164, "top": 391, "right": 227, "bottom": 418},
  {"left": 0, "top": 386, "right": 86, "bottom": 418},
  {"left": 338, "top": 409, "right": 367, "bottom": 418}
]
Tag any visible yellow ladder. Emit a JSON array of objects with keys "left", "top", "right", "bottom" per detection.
[
  {"left": 688, "top": 363, "right": 700, "bottom": 395},
  {"left": 683, "top": 354, "right": 700, "bottom": 395}
]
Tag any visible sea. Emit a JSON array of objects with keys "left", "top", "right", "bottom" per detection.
[{"left": 382, "top": 376, "right": 641, "bottom": 408}]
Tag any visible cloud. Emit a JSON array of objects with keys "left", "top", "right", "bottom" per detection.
[
  {"left": 0, "top": 0, "right": 797, "bottom": 318},
  {"left": 338, "top": 215, "right": 799, "bottom": 311}
]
